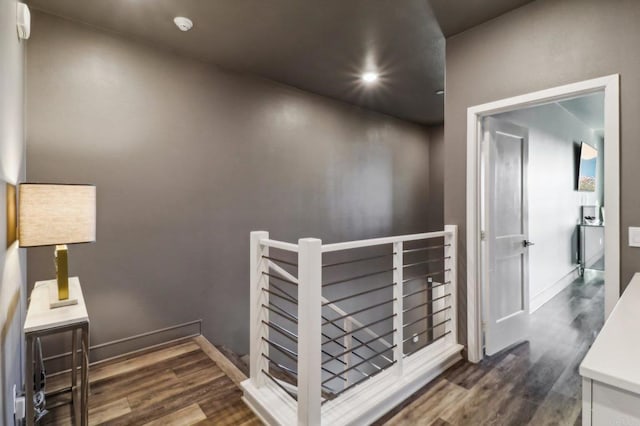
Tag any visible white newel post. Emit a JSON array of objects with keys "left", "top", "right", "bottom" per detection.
[
  {"left": 298, "top": 238, "right": 322, "bottom": 426},
  {"left": 444, "top": 225, "right": 458, "bottom": 345},
  {"left": 250, "top": 231, "right": 269, "bottom": 387},
  {"left": 392, "top": 241, "right": 404, "bottom": 375}
]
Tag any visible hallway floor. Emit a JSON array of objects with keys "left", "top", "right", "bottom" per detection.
[
  {"left": 41, "top": 271, "right": 603, "bottom": 425},
  {"left": 42, "top": 336, "right": 259, "bottom": 426},
  {"left": 377, "top": 270, "right": 604, "bottom": 426}
]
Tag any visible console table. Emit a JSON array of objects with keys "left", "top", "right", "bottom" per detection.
[
  {"left": 578, "top": 223, "right": 605, "bottom": 276},
  {"left": 24, "top": 277, "right": 89, "bottom": 426}
]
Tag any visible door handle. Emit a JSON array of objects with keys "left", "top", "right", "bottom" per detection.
[{"left": 523, "top": 240, "right": 535, "bottom": 247}]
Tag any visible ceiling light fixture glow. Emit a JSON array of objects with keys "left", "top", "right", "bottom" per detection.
[
  {"left": 362, "top": 72, "right": 379, "bottom": 84},
  {"left": 174, "top": 16, "right": 193, "bottom": 32}
]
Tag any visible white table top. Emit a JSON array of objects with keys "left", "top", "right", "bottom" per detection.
[
  {"left": 580, "top": 272, "right": 640, "bottom": 394},
  {"left": 24, "top": 277, "right": 88, "bottom": 334}
]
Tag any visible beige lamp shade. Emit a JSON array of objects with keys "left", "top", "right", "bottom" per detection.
[{"left": 19, "top": 183, "right": 96, "bottom": 247}]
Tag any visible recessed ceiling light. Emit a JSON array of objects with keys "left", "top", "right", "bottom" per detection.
[
  {"left": 362, "top": 72, "right": 379, "bottom": 84},
  {"left": 435, "top": 89, "right": 445, "bottom": 95},
  {"left": 174, "top": 16, "right": 193, "bottom": 32}
]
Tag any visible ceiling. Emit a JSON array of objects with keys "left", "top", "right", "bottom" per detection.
[
  {"left": 27, "top": 0, "right": 534, "bottom": 125},
  {"left": 558, "top": 92, "right": 605, "bottom": 132},
  {"left": 429, "top": 0, "right": 534, "bottom": 37}
]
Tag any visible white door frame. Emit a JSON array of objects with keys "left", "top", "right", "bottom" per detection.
[{"left": 466, "top": 74, "right": 620, "bottom": 363}]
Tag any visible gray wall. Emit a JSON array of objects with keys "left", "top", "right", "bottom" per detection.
[
  {"left": 0, "top": 0, "right": 27, "bottom": 423},
  {"left": 445, "top": 0, "right": 640, "bottom": 348},
  {"left": 26, "top": 12, "right": 441, "bottom": 362},
  {"left": 427, "top": 125, "right": 444, "bottom": 230},
  {"left": 494, "top": 102, "right": 602, "bottom": 310}
]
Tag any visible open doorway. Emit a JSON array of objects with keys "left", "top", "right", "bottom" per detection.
[
  {"left": 482, "top": 92, "right": 605, "bottom": 356},
  {"left": 465, "top": 75, "right": 620, "bottom": 363}
]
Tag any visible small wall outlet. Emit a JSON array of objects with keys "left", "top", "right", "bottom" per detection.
[
  {"left": 14, "top": 384, "right": 26, "bottom": 420},
  {"left": 412, "top": 333, "right": 419, "bottom": 344}
]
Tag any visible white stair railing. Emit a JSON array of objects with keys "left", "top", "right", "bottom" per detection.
[
  {"left": 242, "top": 226, "right": 464, "bottom": 426},
  {"left": 261, "top": 249, "right": 392, "bottom": 375}
]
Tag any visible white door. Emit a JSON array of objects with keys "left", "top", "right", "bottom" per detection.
[{"left": 483, "top": 117, "right": 531, "bottom": 356}]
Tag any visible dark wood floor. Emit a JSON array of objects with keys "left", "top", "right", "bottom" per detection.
[
  {"left": 42, "top": 271, "right": 602, "bottom": 425},
  {"left": 376, "top": 270, "right": 604, "bottom": 425},
  {"left": 42, "top": 336, "right": 260, "bottom": 425}
]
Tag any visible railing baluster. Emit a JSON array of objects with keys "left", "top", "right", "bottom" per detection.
[
  {"left": 393, "top": 241, "right": 404, "bottom": 375},
  {"left": 343, "top": 318, "right": 352, "bottom": 388},
  {"left": 298, "top": 238, "right": 322, "bottom": 426},
  {"left": 250, "top": 231, "right": 270, "bottom": 387},
  {"left": 444, "top": 225, "right": 458, "bottom": 345}
]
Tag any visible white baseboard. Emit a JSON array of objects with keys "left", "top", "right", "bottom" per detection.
[
  {"left": 324, "top": 342, "right": 463, "bottom": 426},
  {"left": 242, "top": 340, "right": 464, "bottom": 426},
  {"left": 530, "top": 267, "right": 580, "bottom": 313}
]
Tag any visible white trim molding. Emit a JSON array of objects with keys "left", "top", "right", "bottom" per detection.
[
  {"left": 529, "top": 267, "right": 581, "bottom": 314},
  {"left": 466, "top": 74, "right": 621, "bottom": 363}
]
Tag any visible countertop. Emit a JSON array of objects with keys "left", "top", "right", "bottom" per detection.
[
  {"left": 580, "top": 272, "right": 640, "bottom": 394},
  {"left": 24, "top": 277, "right": 88, "bottom": 333}
]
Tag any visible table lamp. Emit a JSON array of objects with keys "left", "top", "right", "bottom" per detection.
[{"left": 19, "top": 183, "right": 96, "bottom": 308}]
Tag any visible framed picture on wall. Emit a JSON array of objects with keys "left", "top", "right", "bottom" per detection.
[{"left": 577, "top": 142, "right": 597, "bottom": 192}]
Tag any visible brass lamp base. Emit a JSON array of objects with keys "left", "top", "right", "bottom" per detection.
[{"left": 50, "top": 244, "right": 77, "bottom": 309}]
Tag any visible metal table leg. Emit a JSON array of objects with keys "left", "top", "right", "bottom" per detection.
[
  {"left": 71, "top": 329, "right": 77, "bottom": 389},
  {"left": 71, "top": 328, "right": 78, "bottom": 425},
  {"left": 26, "top": 335, "right": 34, "bottom": 426},
  {"left": 81, "top": 323, "right": 89, "bottom": 426},
  {"left": 578, "top": 224, "right": 585, "bottom": 277}
]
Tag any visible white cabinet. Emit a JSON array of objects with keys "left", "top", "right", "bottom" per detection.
[
  {"left": 583, "top": 378, "right": 640, "bottom": 425},
  {"left": 580, "top": 273, "right": 640, "bottom": 425}
]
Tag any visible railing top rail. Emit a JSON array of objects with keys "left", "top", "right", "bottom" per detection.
[
  {"left": 321, "top": 230, "right": 449, "bottom": 253},
  {"left": 260, "top": 238, "right": 299, "bottom": 252},
  {"left": 258, "top": 229, "right": 453, "bottom": 254}
]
